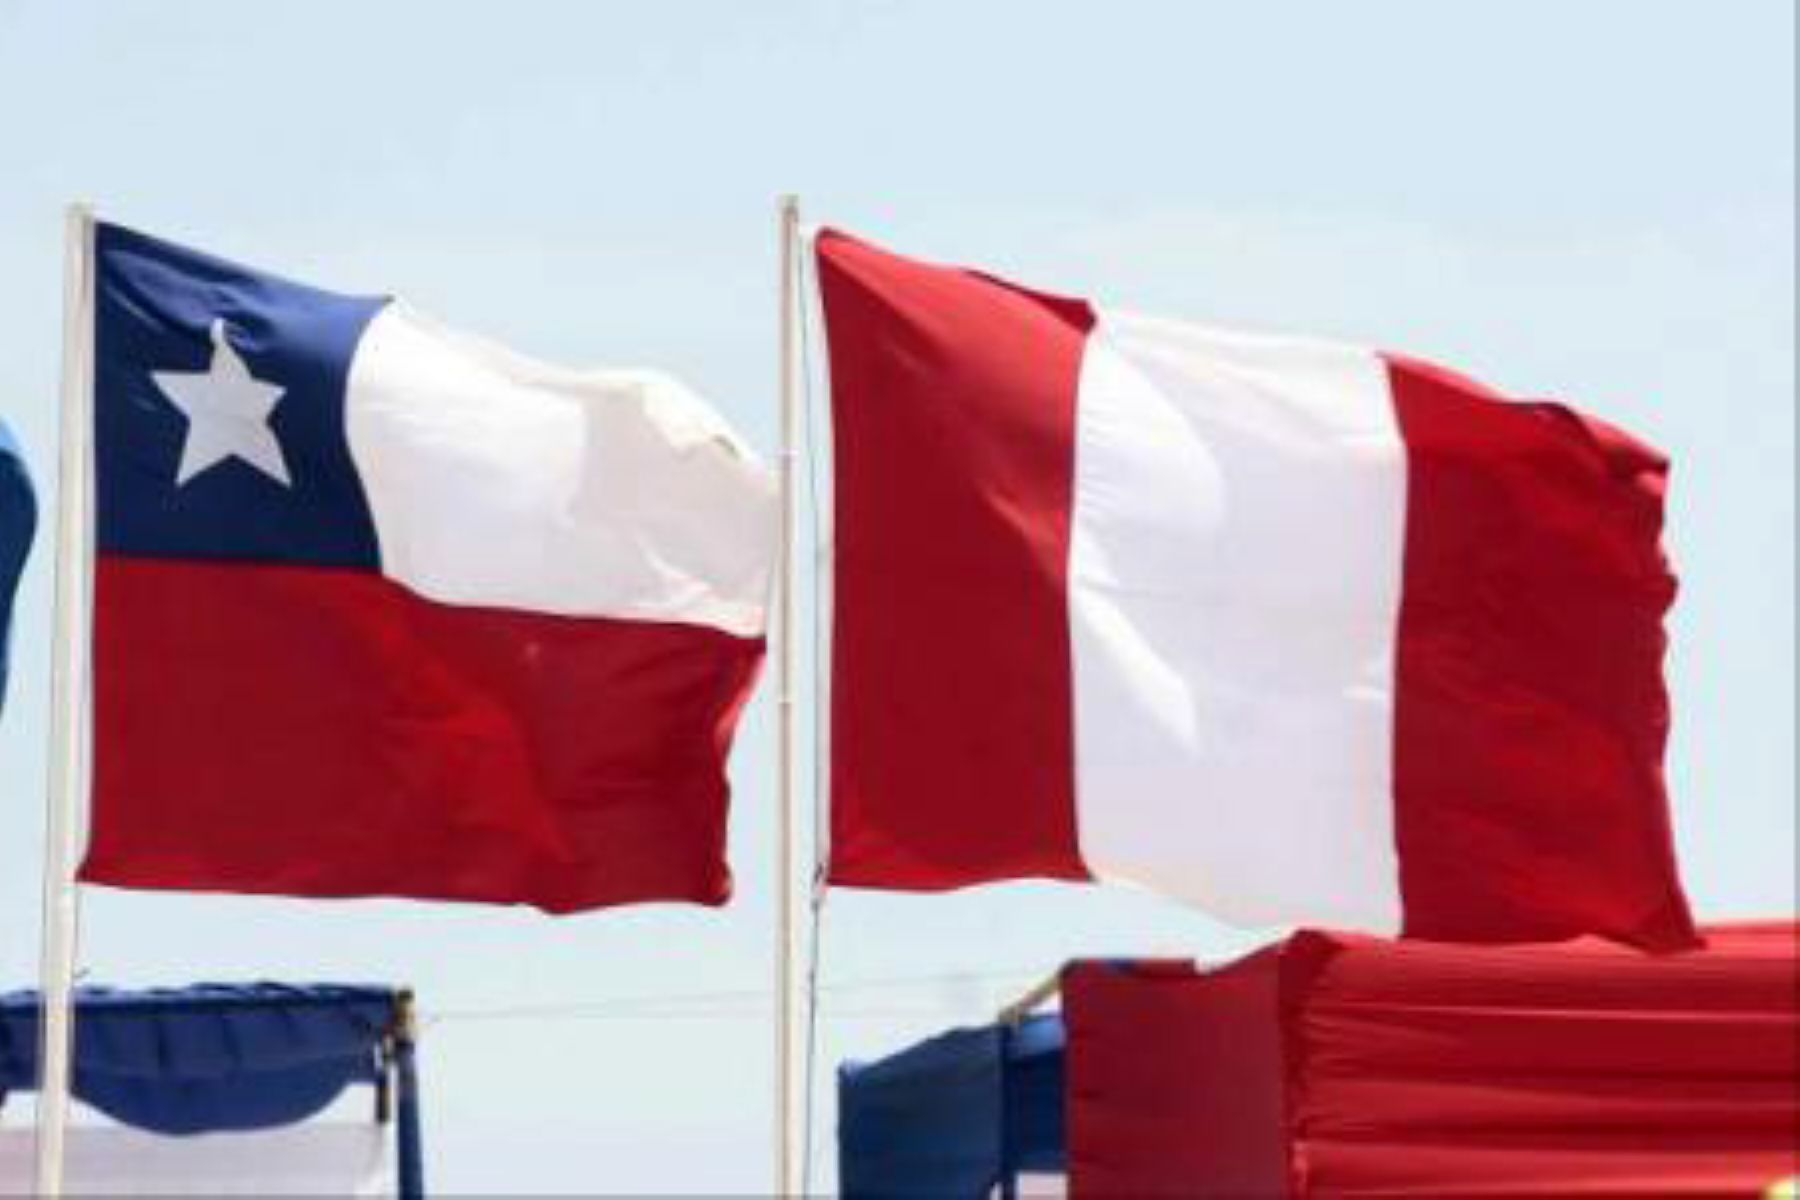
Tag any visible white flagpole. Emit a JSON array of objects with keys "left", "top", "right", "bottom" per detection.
[
  {"left": 35, "top": 202, "right": 97, "bottom": 1198},
  {"left": 774, "top": 193, "right": 802, "bottom": 1197}
]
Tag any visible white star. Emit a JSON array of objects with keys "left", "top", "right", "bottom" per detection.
[{"left": 152, "top": 319, "right": 292, "bottom": 488}]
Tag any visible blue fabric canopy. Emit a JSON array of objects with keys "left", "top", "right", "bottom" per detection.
[
  {"left": 0, "top": 419, "right": 34, "bottom": 710},
  {"left": 838, "top": 1013, "right": 1064, "bottom": 1198},
  {"left": 0, "top": 984, "right": 396, "bottom": 1135}
]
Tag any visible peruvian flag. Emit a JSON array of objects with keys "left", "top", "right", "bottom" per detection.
[
  {"left": 816, "top": 229, "right": 1695, "bottom": 949},
  {"left": 83, "top": 223, "right": 774, "bottom": 912}
]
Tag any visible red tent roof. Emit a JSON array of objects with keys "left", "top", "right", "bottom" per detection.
[{"left": 1064, "top": 923, "right": 1798, "bottom": 1196}]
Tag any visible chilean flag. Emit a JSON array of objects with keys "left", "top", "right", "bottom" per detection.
[
  {"left": 816, "top": 230, "right": 1695, "bottom": 949},
  {"left": 82, "top": 223, "right": 775, "bottom": 912}
]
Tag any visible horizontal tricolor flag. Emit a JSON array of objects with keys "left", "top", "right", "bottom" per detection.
[
  {"left": 83, "top": 223, "right": 775, "bottom": 912},
  {"left": 816, "top": 229, "right": 1694, "bottom": 949}
]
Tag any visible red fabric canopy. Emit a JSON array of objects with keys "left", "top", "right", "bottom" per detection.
[{"left": 1064, "top": 923, "right": 1798, "bottom": 1197}]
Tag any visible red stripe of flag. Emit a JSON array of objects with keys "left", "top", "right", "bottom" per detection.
[
  {"left": 818, "top": 230, "right": 1091, "bottom": 888},
  {"left": 1387, "top": 356, "right": 1692, "bottom": 947},
  {"left": 84, "top": 557, "right": 764, "bottom": 912}
]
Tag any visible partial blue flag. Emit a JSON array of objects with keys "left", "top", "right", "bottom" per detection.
[{"left": 0, "top": 419, "right": 34, "bottom": 709}]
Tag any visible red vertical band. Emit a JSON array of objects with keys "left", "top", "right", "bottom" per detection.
[
  {"left": 1386, "top": 356, "right": 1695, "bottom": 949},
  {"left": 817, "top": 231, "right": 1091, "bottom": 888}
]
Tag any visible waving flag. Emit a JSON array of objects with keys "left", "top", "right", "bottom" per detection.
[
  {"left": 0, "top": 420, "right": 34, "bottom": 710},
  {"left": 816, "top": 229, "right": 1693, "bottom": 949},
  {"left": 82, "top": 223, "right": 775, "bottom": 912}
]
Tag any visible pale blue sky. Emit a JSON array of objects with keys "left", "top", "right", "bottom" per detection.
[{"left": 0, "top": 1, "right": 1792, "bottom": 1193}]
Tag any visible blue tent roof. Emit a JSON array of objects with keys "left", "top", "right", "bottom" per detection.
[
  {"left": 838, "top": 1013, "right": 1064, "bottom": 1198},
  {"left": 0, "top": 983, "right": 398, "bottom": 1135},
  {"left": 0, "top": 419, "right": 34, "bottom": 710}
]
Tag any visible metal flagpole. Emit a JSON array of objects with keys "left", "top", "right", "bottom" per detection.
[
  {"left": 774, "top": 193, "right": 802, "bottom": 1196},
  {"left": 35, "top": 202, "right": 97, "bottom": 1197},
  {"left": 392, "top": 990, "right": 426, "bottom": 1200}
]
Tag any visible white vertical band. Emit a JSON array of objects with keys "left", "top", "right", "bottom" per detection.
[{"left": 1068, "top": 311, "right": 1408, "bottom": 932}]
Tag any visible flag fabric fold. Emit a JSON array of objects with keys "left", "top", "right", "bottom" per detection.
[
  {"left": 815, "top": 228, "right": 1693, "bottom": 949},
  {"left": 81, "top": 223, "right": 776, "bottom": 912}
]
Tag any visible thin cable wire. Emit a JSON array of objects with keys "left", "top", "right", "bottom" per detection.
[
  {"left": 423, "top": 1005, "right": 1014, "bottom": 1030},
  {"left": 800, "top": 876, "right": 828, "bottom": 1196},
  {"left": 420, "top": 966, "right": 1050, "bottom": 1026}
]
